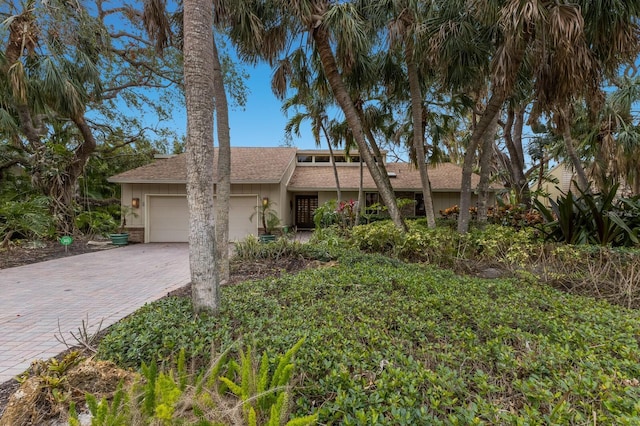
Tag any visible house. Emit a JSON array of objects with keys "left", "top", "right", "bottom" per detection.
[
  {"left": 534, "top": 164, "right": 576, "bottom": 207},
  {"left": 535, "top": 163, "right": 637, "bottom": 206},
  {"left": 108, "top": 147, "right": 500, "bottom": 242}
]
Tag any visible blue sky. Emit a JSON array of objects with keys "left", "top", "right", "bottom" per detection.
[{"left": 161, "top": 61, "right": 322, "bottom": 150}]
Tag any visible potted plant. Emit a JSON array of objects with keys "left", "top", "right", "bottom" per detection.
[
  {"left": 109, "top": 205, "right": 136, "bottom": 246},
  {"left": 250, "top": 197, "right": 280, "bottom": 242}
]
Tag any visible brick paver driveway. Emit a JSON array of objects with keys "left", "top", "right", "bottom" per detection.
[{"left": 0, "top": 243, "right": 189, "bottom": 382}]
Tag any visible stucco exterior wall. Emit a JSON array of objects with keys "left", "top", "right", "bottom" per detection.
[{"left": 121, "top": 182, "right": 282, "bottom": 231}]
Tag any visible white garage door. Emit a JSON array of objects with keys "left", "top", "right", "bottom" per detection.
[{"left": 147, "top": 195, "right": 258, "bottom": 242}]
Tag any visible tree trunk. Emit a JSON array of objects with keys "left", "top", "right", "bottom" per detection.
[
  {"left": 355, "top": 157, "right": 364, "bottom": 225},
  {"left": 321, "top": 124, "right": 341, "bottom": 201},
  {"left": 212, "top": 33, "right": 230, "bottom": 287},
  {"left": 184, "top": 0, "right": 218, "bottom": 314},
  {"left": 312, "top": 26, "right": 407, "bottom": 231},
  {"left": 559, "top": 107, "right": 590, "bottom": 192},
  {"left": 503, "top": 106, "right": 531, "bottom": 207},
  {"left": 405, "top": 40, "right": 436, "bottom": 228},
  {"left": 477, "top": 114, "right": 499, "bottom": 223},
  {"left": 458, "top": 90, "right": 505, "bottom": 233}
]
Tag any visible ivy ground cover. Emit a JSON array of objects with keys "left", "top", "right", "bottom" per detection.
[{"left": 99, "top": 252, "right": 640, "bottom": 425}]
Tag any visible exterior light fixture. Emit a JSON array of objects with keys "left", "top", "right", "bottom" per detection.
[
  {"left": 131, "top": 198, "right": 140, "bottom": 209},
  {"left": 262, "top": 197, "right": 269, "bottom": 207}
]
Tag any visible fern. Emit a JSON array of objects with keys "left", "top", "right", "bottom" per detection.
[
  {"left": 140, "top": 361, "right": 158, "bottom": 417},
  {"left": 270, "top": 337, "right": 305, "bottom": 389}
]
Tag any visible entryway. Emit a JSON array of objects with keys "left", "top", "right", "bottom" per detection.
[{"left": 295, "top": 195, "right": 318, "bottom": 229}]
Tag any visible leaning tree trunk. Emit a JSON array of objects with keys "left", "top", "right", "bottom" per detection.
[
  {"left": 356, "top": 103, "right": 400, "bottom": 211},
  {"left": 477, "top": 114, "right": 499, "bottom": 223},
  {"left": 458, "top": 91, "right": 505, "bottom": 233},
  {"left": 312, "top": 25, "right": 406, "bottom": 231},
  {"left": 406, "top": 39, "right": 436, "bottom": 228},
  {"left": 212, "top": 33, "right": 230, "bottom": 287},
  {"left": 184, "top": 0, "right": 218, "bottom": 314},
  {"left": 558, "top": 107, "right": 590, "bottom": 192}
]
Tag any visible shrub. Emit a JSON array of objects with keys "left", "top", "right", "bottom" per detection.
[
  {"left": 0, "top": 196, "right": 55, "bottom": 245},
  {"left": 535, "top": 185, "right": 640, "bottom": 247},
  {"left": 233, "top": 235, "right": 339, "bottom": 262},
  {"left": 75, "top": 209, "right": 118, "bottom": 237},
  {"left": 349, "top": 220, "right": 541, "bottom": 271},
  {"left": 312, "top": 200, "right": 339, "bottom": 228}
]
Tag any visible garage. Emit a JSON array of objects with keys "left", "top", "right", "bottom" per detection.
[{"left": 146, "top": 195, "right": 258, "bottom": 242}]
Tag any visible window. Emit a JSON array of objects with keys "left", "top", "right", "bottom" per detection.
[
  {"left": 365, "top": 192, "right": 380, "bottom": 214},
  {"left": 315, "top": 156, "right": 330, "bottom": 163},
  {"left": 297, "top": 155, "right": 312, "bottom": 163},
  {"left": 348, "top": 156, "right": 360, "bottom": 163},
  {"left": 333, "top": 155, "right": 346, "bottom": 163}
]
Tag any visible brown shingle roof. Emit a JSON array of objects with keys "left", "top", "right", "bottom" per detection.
[
  {"left": 287, "top": 162, "right": 502, "bottom": 191},
  {"left": 109, "top": 147, "right": 297, "bottom": 184}
]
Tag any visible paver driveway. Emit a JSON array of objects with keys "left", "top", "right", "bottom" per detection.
[{"left": 0, "top": 243, "right": 189, "bottom": 382}]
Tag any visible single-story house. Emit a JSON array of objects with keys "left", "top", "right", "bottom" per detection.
[{"left": 108, "top": 147, "right": 501, "bottom": 243}]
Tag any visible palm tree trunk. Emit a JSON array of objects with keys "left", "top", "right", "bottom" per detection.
[
  {"left": 477, "top": 114, "right": 499, "bottom": 223},
  {"left": 406, "top": 40, "right": 436, "bottom": 228},
  {"left": 312, "top": 26, "right": 406, "bottom": 231},
  {"left": 458, "top": 90, "right": 505, "bottom": 233},
  {"left": 321, "top": 124, "right": 341, "bottom": 201},
  {"left": 212, "top": 33, "right": 230, "bottom": 287},
  {"left": 184, "top": 0, "right": 218, "bottom": 313}
]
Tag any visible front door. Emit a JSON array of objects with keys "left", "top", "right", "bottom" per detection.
[{"left": 295, "top": 195, "right": 318, "bottom": 229}]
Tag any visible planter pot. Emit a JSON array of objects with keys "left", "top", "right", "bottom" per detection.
[
  {"left": 259, "top": 234, "right": 277, "bottom": 243},
  {"left": 109, "top": 233, "right": 130, "bottom": 246}
]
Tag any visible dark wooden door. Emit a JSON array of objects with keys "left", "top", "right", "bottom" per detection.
[{"left": 295, "top": 195, "right": 318, "bottom": 229}]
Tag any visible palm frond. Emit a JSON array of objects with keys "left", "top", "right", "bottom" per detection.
[{"left": 142, "top": 0, "right": 172, "bottom": 53}]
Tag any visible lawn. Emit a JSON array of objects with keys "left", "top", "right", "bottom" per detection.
[{"left": 98, "top": 249, "right": 640, "bottom": 424}]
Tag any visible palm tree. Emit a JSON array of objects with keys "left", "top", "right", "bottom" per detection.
[
  {"left": 144, "top": 0, "right": 219, "bottom": 313},
  {"left": 213, "top": 32, "right": 231, "bottom": 287},
  {"left": 228, "top": 0, "right": 407, "bottom": 231},
  {"left": 367, "top": 0, "right": 437, "bottom": 227},
  {"left": 182, "top": 0, "right": 219, "bottom": 313},
  {"left": 283, "top": 92, "right": 342, "bottom": 201}
]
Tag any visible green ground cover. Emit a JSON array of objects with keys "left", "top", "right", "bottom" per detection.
[{"left": 99, "top": 250, "right": 640, "bottom": 425}]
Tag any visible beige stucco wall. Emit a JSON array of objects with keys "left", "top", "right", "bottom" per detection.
[
  {"left": 121, "top": 182, "right": 282, "bottom": 230},
  {"left": 121, "top": 183, "right": 185, "bottom": 227},
  {"left": 535, "top": 164, "right": 574, "bottom": 207},
  {"left": 280, "top": 157, "right": 298, "bottom": 227}
]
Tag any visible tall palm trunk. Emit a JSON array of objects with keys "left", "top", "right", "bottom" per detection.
[
  {"left": 458, "top": 90, "right": 505, "bottom": 233},
  {"left": 406, "top": 39, "right": 436, "bottom": 228},
  {"left": 184, "top": 0, "right": 218, "bottom": 313},
  {"left": 213, "top": 32, "right": 230, "bottom": 287},
  {"left": 312, "top": 26, "right": 406, "bottom": 231}
]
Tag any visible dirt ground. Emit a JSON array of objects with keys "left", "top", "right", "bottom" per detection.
[{"left": 0, "top": 238, "right": 316, "bottom": 419}]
